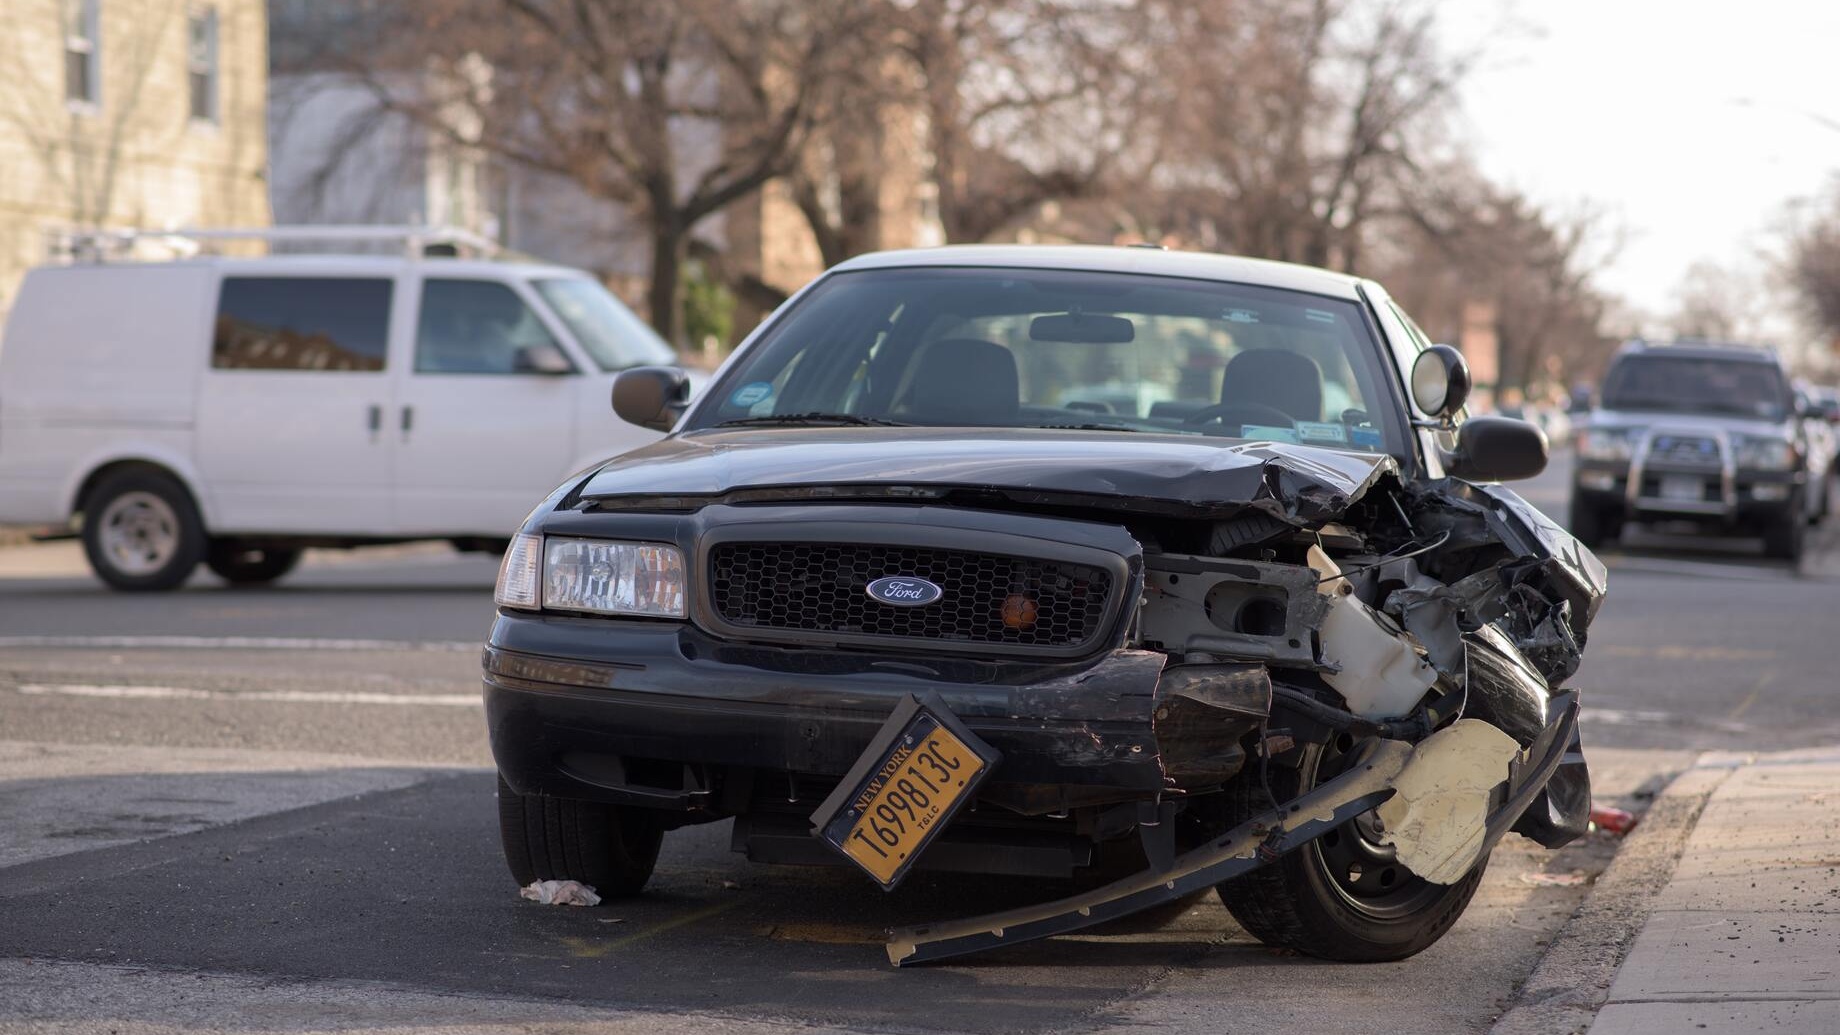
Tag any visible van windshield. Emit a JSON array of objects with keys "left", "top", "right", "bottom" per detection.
[{"left": 532, "top": 278, "right": 677, "bottom": 372}]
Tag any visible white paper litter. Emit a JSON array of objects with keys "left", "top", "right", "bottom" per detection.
[{"left": 520, "top": 879, "right": 602, "bottom": 906}]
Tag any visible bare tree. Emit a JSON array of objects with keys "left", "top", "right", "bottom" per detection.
[
  {"left": 1668, "top": 260, "right": 1765, "bottom": 342},
  {"left": 1784, "top": 178, "right": 1840, "bottom": 352},
  {"left": 311, "top": 0, "right": 875, "bottom": 344}
]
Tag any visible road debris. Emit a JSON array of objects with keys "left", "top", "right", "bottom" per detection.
[
  {"left": 1590, "top": 804, "right": 1639, "bottom": 835},
  {"left": 520, "top": 880, "right": 601, "bottom": 906}
]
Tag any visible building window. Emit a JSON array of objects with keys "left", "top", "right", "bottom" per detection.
[
  {"left": 187, "top": 7, "right": 218, "bottom": 123},
  {"left": 64, "top": 0, "right": 100, "bottom": 107}
]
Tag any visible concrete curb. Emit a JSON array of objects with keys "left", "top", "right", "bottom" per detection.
[{"left": 1491, "top": 759, "right": 1730, "bottom": 1035}]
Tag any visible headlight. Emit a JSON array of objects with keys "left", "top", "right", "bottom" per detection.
[
  {"left": 495, "top": 532, "right": 542, "bottom": 610},
  {"left": 1577, "top": 428, "right": 1633, "bottom": 461},
  {"left": 542, "top": 537, "right": 686, "bottom": 617},
  {"left": 1734, "top": 435, "right": 1797, "bottom": 471}
]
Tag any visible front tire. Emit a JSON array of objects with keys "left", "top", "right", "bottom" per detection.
[
  {"left": 1764, "top": 499, "right": 1806, "bottom": 561},
  {"left": 1210, "top": 736, "right": 1487, "bottom": 962},
  {"left": 496, "top": 774, "right": 663, "bottom": 899},
  {"left": 81, "top": 469, "right": 206, "bottom": 592},
  {"left": 206, "top": 541, "right": 303, "bottom": 585},
  {"left": 1567, "top": 496, "right": 1617, "bottom": 550}
]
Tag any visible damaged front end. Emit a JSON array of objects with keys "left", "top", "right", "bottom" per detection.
[{"left": 868, "top": 448, "right": 1605, "bottom": 965}]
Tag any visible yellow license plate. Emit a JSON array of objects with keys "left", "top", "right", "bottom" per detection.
[{"left": 812, "top": 697, "right": 998, "bottom": 889}]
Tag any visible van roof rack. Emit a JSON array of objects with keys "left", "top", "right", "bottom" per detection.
[{"left": 46, "top": 224, "right": 506, "bottom": 262}]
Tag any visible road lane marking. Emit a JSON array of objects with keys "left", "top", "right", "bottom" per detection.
[
  {"left": 0, "top": 636, "right": 478, "bottom": 652},
  {"left": 1725, "top": 670, "right": 1777, "bottom": 723},
  {"left": 12, "top": 684, "right": 481, "bottom": 707}
]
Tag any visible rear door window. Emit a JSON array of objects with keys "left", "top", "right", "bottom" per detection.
[{"left": 212, "top": 277, "right": 393, "bottom": 371}]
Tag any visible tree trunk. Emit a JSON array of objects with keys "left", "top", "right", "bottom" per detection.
[{"left": 648, "top": 224, "right": 686, "bottom": 348}]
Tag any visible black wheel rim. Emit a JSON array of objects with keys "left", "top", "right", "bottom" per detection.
[{"left": 1308, "top": 733, "right": 1445, "bottom": 919}]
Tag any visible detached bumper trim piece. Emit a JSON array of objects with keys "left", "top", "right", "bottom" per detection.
[{"left": 886, "top": 739, "right": 1415, "bottom": 966}]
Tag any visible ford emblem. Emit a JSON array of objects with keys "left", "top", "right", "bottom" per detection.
[{"left": 865, "top": 576, "right": 943, "bottom": 607}]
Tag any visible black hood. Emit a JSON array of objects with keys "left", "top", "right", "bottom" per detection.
[{"left": 577, "top": 427, "right": 1400, "bottom": 524}]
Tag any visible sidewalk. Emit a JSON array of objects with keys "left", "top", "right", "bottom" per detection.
[
  {"left": 1587, "top": 747, "right": 1840, "bottom": 1033},
  {"left": 1500, "top": 746, "right": 1840, "bottom": 1034}
]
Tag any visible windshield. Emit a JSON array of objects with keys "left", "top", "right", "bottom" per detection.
[
  {"left": 686, "top": 267, "right": 1401, "bottom": 454},
  {"left": 1601, "top": 355, "right": 1789, "bottom": 421},
  {"left": 532, "top": 277, "right": 677, "bottom": 372}
]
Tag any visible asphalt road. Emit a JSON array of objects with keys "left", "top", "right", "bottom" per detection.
[{"left": 2, "top": 449, "right": 1836, "bottom": 1033}]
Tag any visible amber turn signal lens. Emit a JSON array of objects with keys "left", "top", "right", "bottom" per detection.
[{"left": 1002, "top": 593, "right": 1039, "bottom": 630}]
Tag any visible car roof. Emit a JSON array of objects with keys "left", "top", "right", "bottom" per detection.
[
  {"left": 32, "top": 255, "right": 590, "bottom": 280},
  {"left": 1615, "top": 339, "right": 1782, "bottom": 365},
  {"left": 829, "top": 245, "right": 1368, "bottom": 301}
]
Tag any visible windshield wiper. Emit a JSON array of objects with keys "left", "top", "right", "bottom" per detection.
[{"left": 714, "top": 412, "right": 913, "bottom": 428}]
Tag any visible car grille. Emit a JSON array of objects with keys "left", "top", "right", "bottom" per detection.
[
  {"left": 707, "top": 542, "right": 1115, "bottom": 652},
  {"left": 1648, "top": 434, "right": 1721, "bottom": 468}
]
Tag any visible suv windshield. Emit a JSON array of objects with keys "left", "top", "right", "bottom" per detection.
[
  {"left": 687, "top": 267, "right": 1400, "bottom": 454},
  {"left": 1601, "top": 355, "right": 1789, "bottom": 421},
  {"left": 532, "top": 278, "right": 677, "bottom": 372}
]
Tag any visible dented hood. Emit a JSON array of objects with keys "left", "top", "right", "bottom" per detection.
[{"left": 577, "top": 427, "right": 1398, "bottom": 523}]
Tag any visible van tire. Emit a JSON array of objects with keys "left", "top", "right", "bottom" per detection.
[
  {"left": 81, "top": 469, "right": 206, "bottom": 592},
  {"left": 206, "top": 541, "right": 303, "bottom": 586},
  {"left": 497, "top": 773, "right": 662, "bottom": 899}
]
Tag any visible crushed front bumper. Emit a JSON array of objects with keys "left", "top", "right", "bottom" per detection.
[{"left": 484, "top": 614, "right": 1268, "bottom": 818}]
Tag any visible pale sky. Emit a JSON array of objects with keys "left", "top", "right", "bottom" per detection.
[{"left": 1442, "top": 0, "right": 1840, "bottom": 339}]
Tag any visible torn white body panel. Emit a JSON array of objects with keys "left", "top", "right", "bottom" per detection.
[
  {"left": 1374, "top": 718, "right": 1520, "bottom": 884},
  {"left": 1308, "top": 546, "right": 1438, "bottom": 719}
]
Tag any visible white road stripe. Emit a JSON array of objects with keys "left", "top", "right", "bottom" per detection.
[
  {"left": 0, "top": 636, "right": 479, "bottom": 652},
  {"left": 13, "top": 684, "right": 482, "bottom": 707}
]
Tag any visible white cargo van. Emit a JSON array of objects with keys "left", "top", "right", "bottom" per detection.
[{"left": 0, "top": 229, "right": 686, "bottom": 590}]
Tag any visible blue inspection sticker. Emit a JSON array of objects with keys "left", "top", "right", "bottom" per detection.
[
  {"left": 730, "top": 381, "right": 774, "bottom": 408},
  {"left": 1349, "top": 426, "right": 1385, "bottom": 450}
]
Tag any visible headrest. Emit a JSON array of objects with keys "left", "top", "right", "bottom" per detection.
[
  {"left": 910, "top": 338, "right": 1020, "bottom": 424},
  {"left": 1221, "top": 349, "right": 1323, "bottom": 422}
]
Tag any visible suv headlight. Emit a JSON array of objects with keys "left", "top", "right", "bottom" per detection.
[
  {"left": 1734, "top": 435, "right": 1798, "bottom": 471},
  {"left": 493, "top": 533, "right": 687, "bottom": 617},
  {"left": 1577, "top": 428, "right": 1633, "bottom": 461}
]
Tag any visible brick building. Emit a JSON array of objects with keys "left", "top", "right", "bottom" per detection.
[{"left": 0, "top": 0, "right": 271, "bottom": 320}]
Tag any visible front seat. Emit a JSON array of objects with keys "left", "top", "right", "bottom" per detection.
[
  {"left": 1220, "top": 349, "right": 1324, "bottom": 422},
  {"left": 909, "top": 338, "right": 1020, "bottom": 424}
]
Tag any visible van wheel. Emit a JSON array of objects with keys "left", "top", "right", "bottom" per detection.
[
  {"left": 497, "top": 773, "right": 662, "bottom": 899},
  {"left": 81, "top": 469, "right": 206, "bottom": 592},
  {"left": 206, "top": 541, "right": 303, "bottom": 586},
  {"left": 1208, "top": 735, "right": 1487, "bottom": 962}
]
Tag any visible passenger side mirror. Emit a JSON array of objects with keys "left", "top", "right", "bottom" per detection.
[
  {"left": 1444, "top": 415, "right": 1548, "bottom": 482},
  {"left": 1410, "top": 345, "right": 1472, "bottom": 420},
  {"left": 612, "top": 365, "right": 691, "bottom": 432},
  {"left": 513, "top": 342, "right": 573, "bottom": 375}
]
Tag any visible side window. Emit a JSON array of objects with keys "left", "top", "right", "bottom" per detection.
[
  {"left": 213, "top": 277, "right": 393, "bottom": 371},
  {"left": 415, "top": 279, "right": 565, "bottom": 374}
]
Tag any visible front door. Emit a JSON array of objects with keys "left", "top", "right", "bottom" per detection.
[
  {"left": 194, "top": 274, "right": 398, "bottom": 533},
  {"left": 391, "top": 276, "right": 580, "bottom": 537}
]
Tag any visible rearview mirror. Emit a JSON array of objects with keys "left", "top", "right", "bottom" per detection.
[
  {"left": 1410, "top": 345, "right": 1471, "bottom": 419},
  {"left": 612, "top": 366, "right": 691, "bottom": 432},
  {"left": 1444, "top": 415, "right": 1548, "bottom": 482},
  {"left": 1030, "top": 312, "right": 1135, "bottom": 344}
]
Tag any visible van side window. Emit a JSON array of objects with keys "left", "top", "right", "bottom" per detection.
[
  {"left": 416, "top": 279, "right": 565, "bottom": 374},
  {"left": 213, "top": 278, "right": 393, "bottom": 372}
]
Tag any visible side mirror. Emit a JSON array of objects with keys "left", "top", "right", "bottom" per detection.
[
  {"left": 513, "top": 342, "right": 574, "bottom": 375},
  {"left": 612, "top": 365, "right": 691, "bottom": 432},
  {"left": 1410, "top": 344, "right": 1472, "bottom": 420},
  {"left": 1445, "top": 415, "right": 1548, "bottom": 482}
]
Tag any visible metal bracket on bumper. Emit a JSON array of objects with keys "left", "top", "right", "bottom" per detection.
[{"left": 886, "top": 739, "right": 1414, "bottom": 966}]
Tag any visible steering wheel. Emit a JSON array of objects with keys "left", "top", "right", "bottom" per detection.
[{"left": 1184, "top": 401, "right": 1299, "bottom": 428}]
